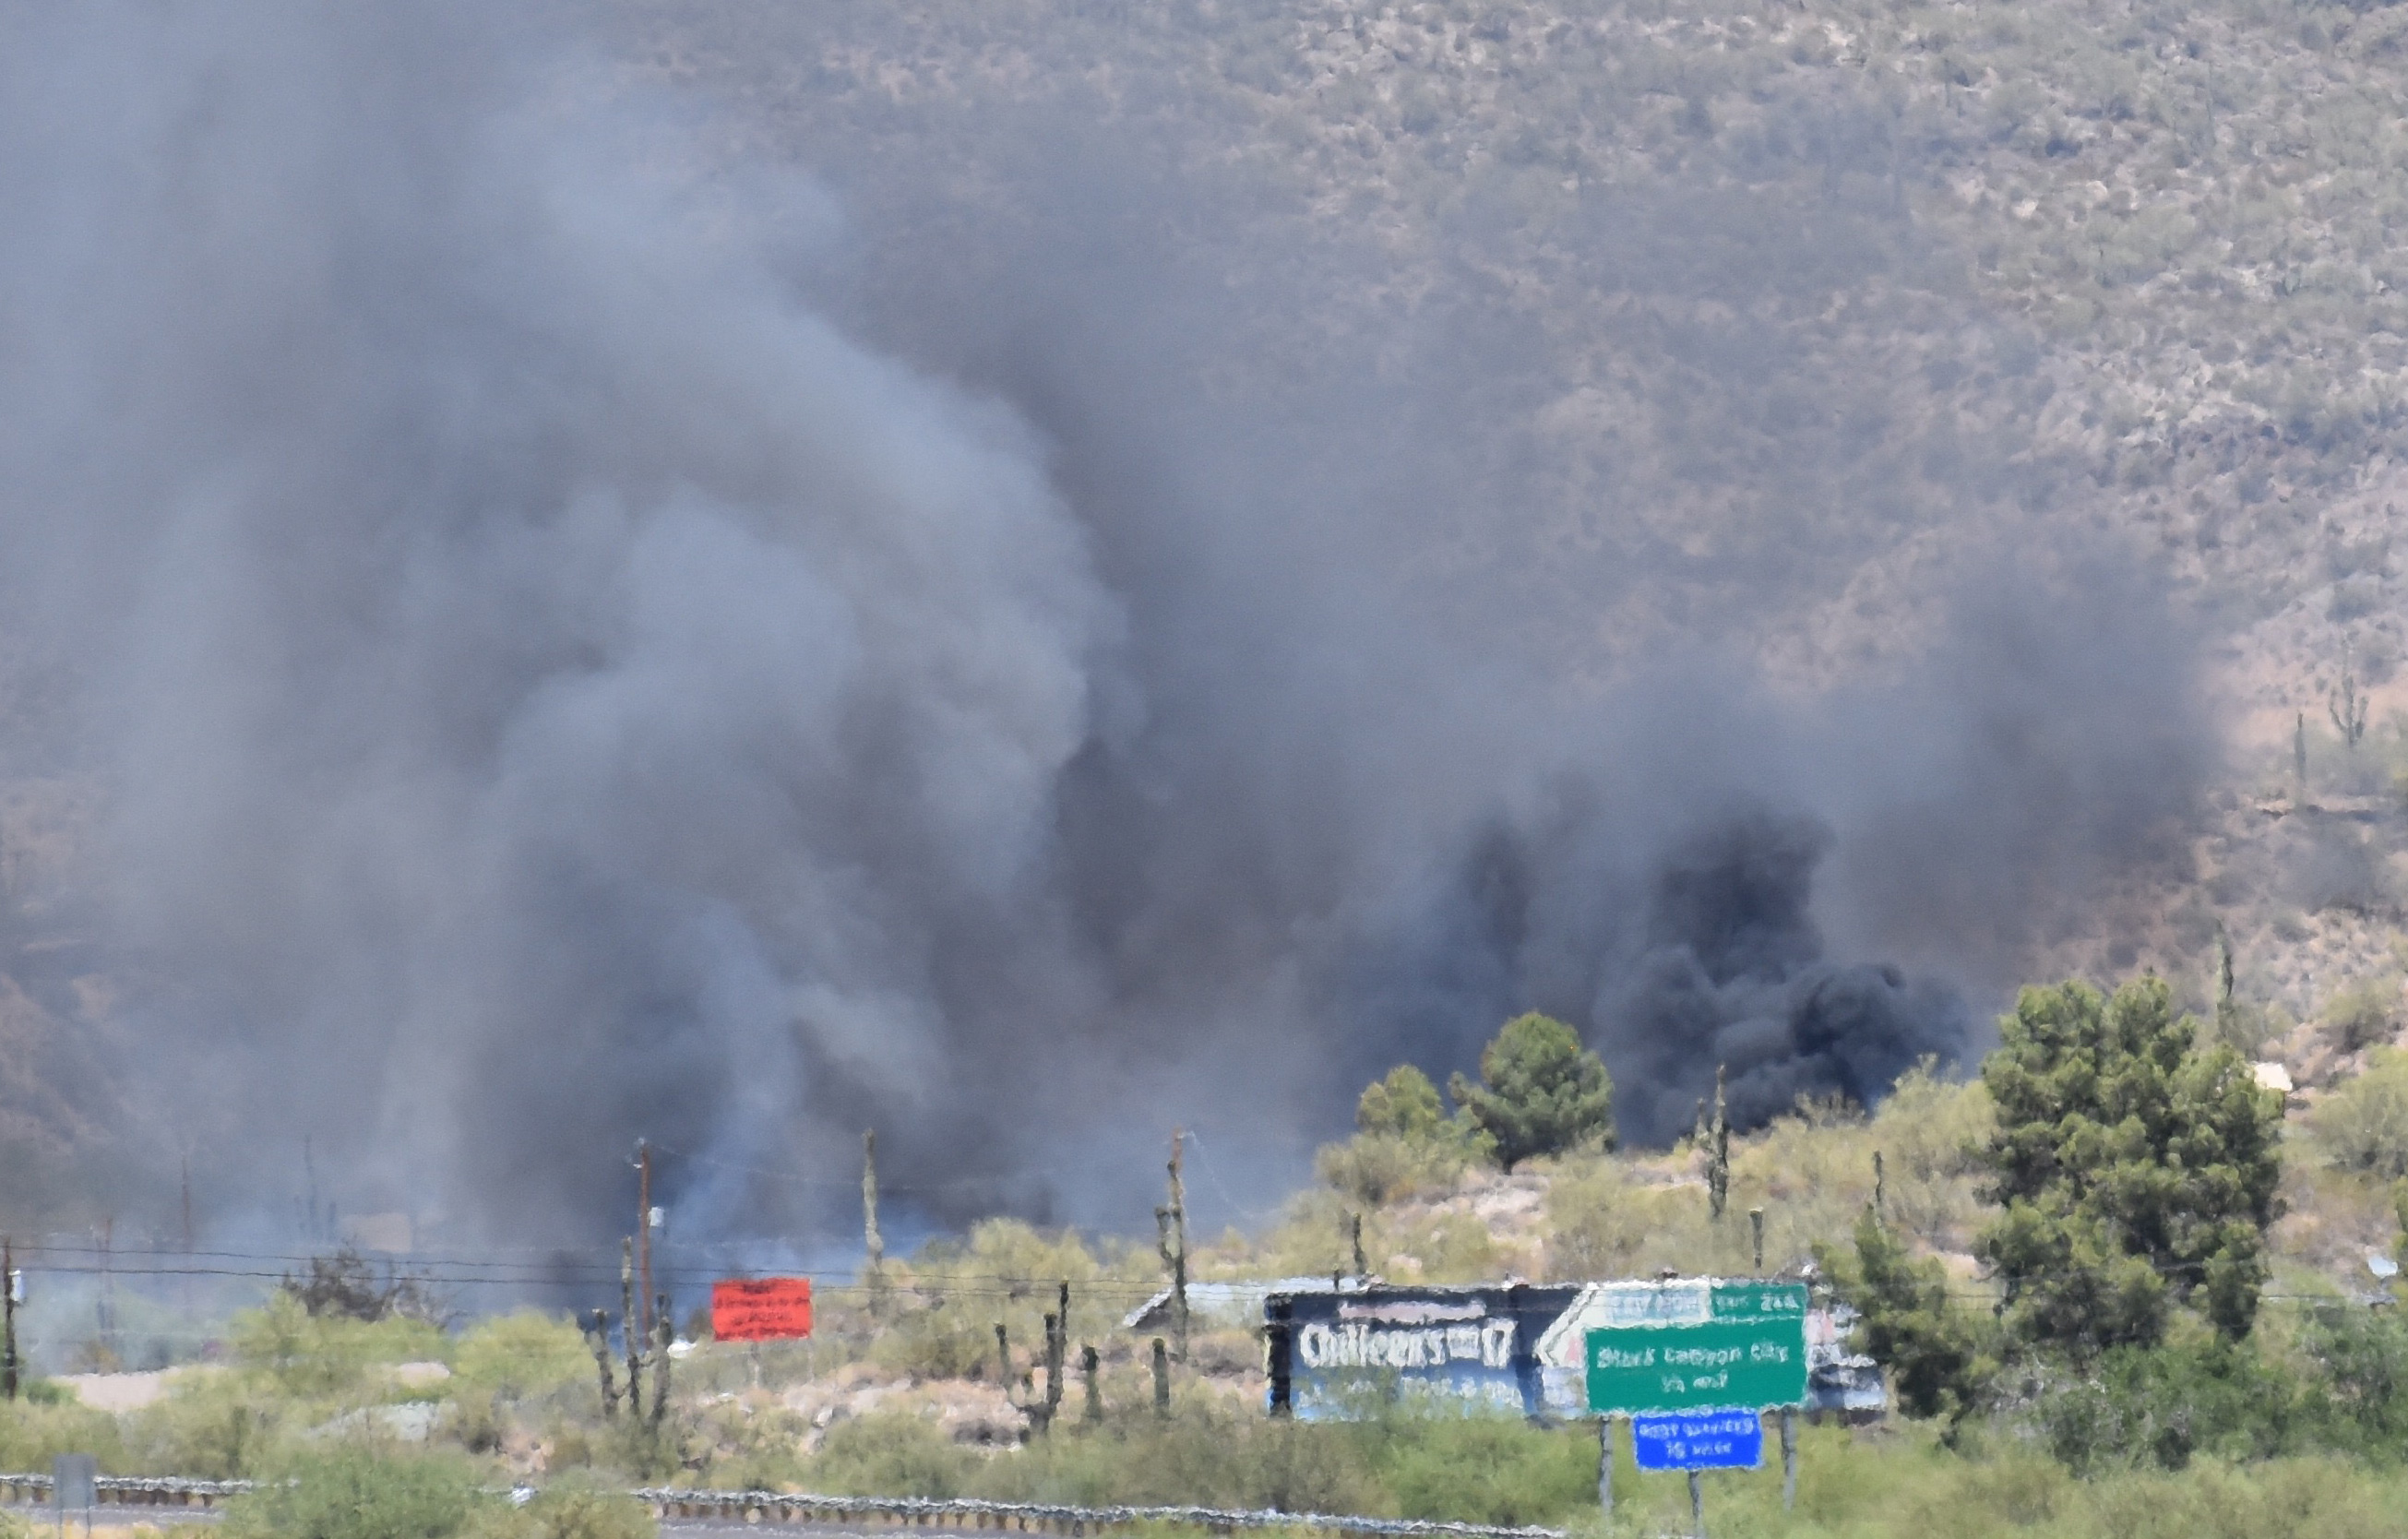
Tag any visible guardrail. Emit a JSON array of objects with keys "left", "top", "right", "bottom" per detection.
[
  {"left": 0, "top": 1477, "right": 1568, "bottom": 1539},
  {"left": 631, "top": 1490, "right": 1568, "bottom": 1539},
  {"left": 0, "top": 1475, "right": 253, "bottom": 1507}
]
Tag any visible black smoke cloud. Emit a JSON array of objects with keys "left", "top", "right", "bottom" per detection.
[
  {"left": 1351, "top": 568, "right": 2205, "bottom": 1149},
  {"left": 1610, "top": 810, "right": 1967, "bottom": 1142},
  {"left": 0, "top": 0, "right": 2211, "bottom": 1245}
]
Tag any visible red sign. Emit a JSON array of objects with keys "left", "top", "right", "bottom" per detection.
[{"left": 711, "top": 1277, "right": 813, "bottom": 1341}]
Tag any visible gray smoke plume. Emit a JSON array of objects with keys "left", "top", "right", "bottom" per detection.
[{"left": 0, "top": 0, "right": 2212, "bottom": 1246}]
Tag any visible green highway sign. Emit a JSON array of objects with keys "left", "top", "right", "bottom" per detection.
[
  {"left": 1708, "top": 1280, "right": 1808, "bottom": 1323},
  {"left": 1585, "top": 1293, "right": 1808, "bottom": 1414}
]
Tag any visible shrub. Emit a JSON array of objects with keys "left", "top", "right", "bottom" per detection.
[
  {"left": 1542, "top": 1158, "right": 1694, "bottom": 1280},
  {"left": 2019, "top": 1333, "right": 2307, "bottom": 1473},
  {"left": 1351, "top": 1412, "right": 1595, "bottom": 1525},
  {"left": 507, "top": 1485, "right": 657, "bottom": 1539},
  {"left": 124, "top": 1376, "right": 283, "bottom": 1478},
  {"left": 232, "top": 1292, "right": 447, "bottom": 1399},
  {"left": 1315, "top": 1133, "right": 1474, "bottom": 1208},
  {"left": 1866, "top": 1059, "right": 1996, "bottom": 1245},
  {"left": 222, "top": 1450, "right": 479, "bottom": 1539},
  {"left": 2301, "top": 1301, "right": 2408, "bottom": 1454},
  {"left": 1317, "top": 1066, "right": 1493, "bottom": 1206},
  {"left": 864, "top": 1219, "right": 1138, "bottom": 1382},
  {"left": 280, "top": 1250, "right": 447, "bottom": 1326},
  {"left": 2308, "top": 1048, "right": 2408, "bottom": 1178},
  {"left": 453, "top": 1312, "right": 591, "bottom": 1402},
  {"left": 0, "top": 1398, "right": 125, "bottom": 1473},
  {"left": 1018, "top": 1406, "right": 1377, "bottom": 1516},
  {"left": 804, "top": 1412, "right": 977, "bottom": 1497},
  {"left": 2323, "top": 979, "right": 2401, "bottom": 1054}
]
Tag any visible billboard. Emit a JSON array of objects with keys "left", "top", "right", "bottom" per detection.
[
  {"left": 1270, "top": 1278, "right": 1872, "bottom": 1422},
  {"left": 709, "top": 1277, "right": 813, "bottom": 1341},
  {"left": 1264, "top": 1284, "right": 1577, "bottom": 1420}
]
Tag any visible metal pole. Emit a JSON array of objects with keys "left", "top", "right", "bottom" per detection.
[
  {"left": 97, "top": 1219, "right": 114, "bottom": 1368},
  {"left": 1781, "top": 1408, "right": 1797, "bottom": 1510},
  {"left": 1687, "top": 1470, "right": 1704, "bottom": 1538},
  {"left": 1596, "top": 1418, "right": 1613, "bottom": 1519}
]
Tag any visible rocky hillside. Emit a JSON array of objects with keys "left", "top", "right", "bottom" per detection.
[
  {"left": 582, "top": 0, "right": 2408, "bottom": 1064},
  {"left": 601, "top": 0, "right": 2408, "bottom": 695},
  {"left": 17, "top": 0, "right": 2408, "bottom": 1219}
]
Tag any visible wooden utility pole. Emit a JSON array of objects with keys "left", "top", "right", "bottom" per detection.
[
  {"left": 1150, "top": 1337, "right": 1170, "bottom": 1416},
  {"left": 636, "top": 1141, "right": 655, "bottom": 1342},
  {"left": 1080, "top": 1344, "right": 1102, "bottom": 1425},
  {"left": 1154, "top": 1130, "right": 1189, "bottom": 1363}
]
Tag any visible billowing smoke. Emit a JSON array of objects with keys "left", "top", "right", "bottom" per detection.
[
  {"left": 1608, "top": 810, "right": 1968, "bottom": 1142},
  {"left": 1351, "top": 568, "right": 2205, "bottom": 1149},
  {"left": 0, "top": 0, "right": 2212, "bottom": 1246}
]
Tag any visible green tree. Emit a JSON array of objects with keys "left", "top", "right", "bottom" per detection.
[
  {"left": 1355, "top": 1065, "right": 1448, "bottom": 1139},
  {"left": 1824, "top": 1207, "right": 1997, "bottom": 1429},
  {"left": 1448, "top": 1013, "right": 1614, "bottom": 1170},
  {"left": 1317, "top": 1065, "right": 1492, "bottom": 1206},
  {"left": 1978, "top": 977, "right": 2283, "bottom": 1356}
]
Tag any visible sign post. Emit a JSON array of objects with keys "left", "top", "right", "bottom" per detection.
[
  {"left": 53, "top": 1453, "right": 95, "bottom": 1539},
  {"left": 1582, "top": 1281, "right": 1808, "bottom": 1536},
  {"left": 1596, "top": 1417, "right": 1612, "bottom": 1519}
]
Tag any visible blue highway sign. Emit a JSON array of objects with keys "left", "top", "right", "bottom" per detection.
[{"left": 1631, "top": 1409, "right": 1764, "bottom": 1472}]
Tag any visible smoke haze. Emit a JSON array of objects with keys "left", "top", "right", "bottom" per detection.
[{"left": 0, "top": 0, "right": 2211, "bottom": 1246}]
